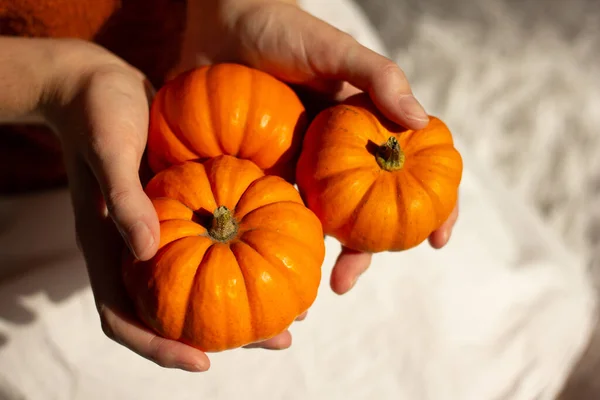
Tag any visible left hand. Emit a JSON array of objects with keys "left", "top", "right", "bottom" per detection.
[{"left": 187, "top": 0, "right": 460, "bottom": 295}]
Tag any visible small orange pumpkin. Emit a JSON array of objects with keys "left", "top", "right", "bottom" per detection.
[
  {"left": 147, "top": 63, "right": 307, "bottom": 182},
  {"left": 123, "top": 155, "right": 325, "bottom": 352},
  {"left": 296, "top": 94, "right": 463, "bottom": 253}
]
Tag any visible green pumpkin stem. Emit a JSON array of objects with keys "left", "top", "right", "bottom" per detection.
[
  {"left": 376, "top": 136, "right": 405, "bottom": 171},
  {"left": 209, "top": 206, "right": 238, "bottom": 242}
]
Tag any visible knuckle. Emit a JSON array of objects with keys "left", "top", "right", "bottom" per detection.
[
  {"left": 98, "top": 305, "right": 116, "bottom": 341},
  {"left": 332, "top": 31, "right": 358, "bottom": 65},
  {"left": 88, "top": 64, "right": 139, "bottom": 87},
  {"left": 86, "top": 132, "right": 141, "bottom": 161},
  {"left": 105, "top": 188, "right": 134, "bottom": 214},
  {"left": 88, "top": 130, "right": 144, "bottom": 158},
  {"left": 378, "top": 60, "right": 405, "bottom": 81},
  {"left": 85, "top": 134, "right": 142, "bottom": 179},
  {"left": 147, "top": 336, "right": 170, "bottom": 367}
]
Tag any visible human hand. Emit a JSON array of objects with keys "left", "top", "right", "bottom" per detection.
[
  {"left": 189, "top": 0, "right": 460, "bottom": 295},
  {"left": 38, "top": 39, "right": 298, "bottom": 372}
]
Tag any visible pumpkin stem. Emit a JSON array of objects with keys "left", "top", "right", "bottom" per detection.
[
  {"left": 376, "top": 136, "right": 405, "bottom": 171},
  {"left": 208, "top": 206, "right": 238, "bottom": 242}
]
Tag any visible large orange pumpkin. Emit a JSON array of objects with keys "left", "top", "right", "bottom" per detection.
[
  {"left": 123, "top": 155, "right": 325, "bottom": 352},
  {"left": 296, "top": 94, "right": 463, "bottom": 253},
  {"left": 146, "top": 63, "right": 307, "bottom": 182}
]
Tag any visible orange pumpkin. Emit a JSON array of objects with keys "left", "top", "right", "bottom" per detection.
[
  {"left": 296, "top": 94, "right": 463, "bottom": 253},
  {"left": 146, "top": 63, "right": 307, "bottom": 182},
  {"left": 123, "top": 155, "right": 325, "bottom": 352}
]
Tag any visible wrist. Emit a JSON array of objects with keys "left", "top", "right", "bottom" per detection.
[
  {"left": 0, "top": 37, "right": 127, "bottom": 128},
  {"left": 186, "top": 0, "right": 297, "bottom": 64},
  {"left": 0, "top": 37, "right": 65, "bottom": 125},
  {"left": 217, "top": 0, "right": 298, "bottom": 30}
]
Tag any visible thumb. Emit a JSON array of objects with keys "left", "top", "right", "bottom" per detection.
[
  {"left": 80, "top": 68, "right": 159, "bottom": 260},
  {"left": 303, "top": 13, "right": 429, "bottom": 129}
]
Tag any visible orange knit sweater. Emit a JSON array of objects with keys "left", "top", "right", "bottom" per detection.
[{"left": 0, "top": 0, "right": 186, "bottom": 194}]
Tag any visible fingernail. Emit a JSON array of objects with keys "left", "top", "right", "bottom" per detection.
[
  {"left": 122, "top": 221, "right": 154, "bottom": 260},
  {"left": 444, "top": 228, "right": 453, "bottom": 244},
  {"left": 176, "top": 362, "right": 206, "bottom": 372},
  {"left": 437, "top": 229, "right": 451, "bottom": 249},
  {"left": 399, "top": 95, "right": 429, "bottom": 122}
]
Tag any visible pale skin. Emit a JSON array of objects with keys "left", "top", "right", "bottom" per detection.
[{"left": 0, "top": 0, "right": 458, "bottom": 372}]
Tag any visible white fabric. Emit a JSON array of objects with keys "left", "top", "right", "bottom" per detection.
[{"left": 0, "top": 1, "right": 595, "bottom": 399}]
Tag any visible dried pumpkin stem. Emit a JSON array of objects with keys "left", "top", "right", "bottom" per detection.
[
  {"left": 209, "top": 206, "right": 238, "bottom": 242},
  {"left": 376, "top": 136, "right": 405, "bottom": 171}
]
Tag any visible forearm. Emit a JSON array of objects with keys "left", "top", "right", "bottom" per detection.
[{"left": 0, "top": 37, "right": 63, "bottom": 125}]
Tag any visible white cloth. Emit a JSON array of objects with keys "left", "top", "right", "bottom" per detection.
[{"left": 0, "top": 1, "right": 595, "bottom": 399}]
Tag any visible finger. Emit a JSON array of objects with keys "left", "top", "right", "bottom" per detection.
[
  {"left": 428, "top": 203, "right": 459, "bottom": 249},
  {"left": 330, "top": 246, "right": 372, "bottom": 295},
  {"left": 295, "top": 311, "right": 308, "bottom": 321},
  {"left": 244, "top": 330, "right": 292, "bottom": 350},
  {"left": 334, "top": 82, "right": 362, "bottom": 102},
  {"left": 82, "top": 68, "right": 159, "bottom": 261},
  {"left": 100, "top": 305, "right": 210, "bottom": 372},
  {"left": 304, "top": 19, "right": 429, "bottom": 129}
]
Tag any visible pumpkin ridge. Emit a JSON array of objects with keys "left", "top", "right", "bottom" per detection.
[
  {"left": 146, "top": 162, "right": 218, "bottom": 212},
  {"left": 229, "top": 242, "right": 264, "bottom": 341},
  {"left": 408, "top": 161, "right": 462, "bottom": 182},
  {"left": 364, "top": 108, "right": 392, "bottom": 144},
  {"left": 149, "top": 236, "right": 212, "bottom": 341},
  {"left": 314, "top": 165, "right": 374, "bottom": 182},
  {"left": 159, "top": 92, "right": 198, "bottom": 158},
  {"left": 394, "top": 174, "right": 410, "bottom": 249},
  {"left": 237, "top": 200, "right": 305, "bottom": 221},
  {"left": 238, "top": 202, "right": 324, "bottom": 255},
  {"left": 239, "top": 228, "right": 322, "bottom": 265},
  {"left": 233, "top": 175, "right": 279, "bottom": 213},
  {"left": 235, "top": 239, "right": 303, "bottom": 320},
  {"left": 156, "top": 234, "right": 199, "bottom": 252},
  {"left": 312, "top": 169, "right": 379, "bottom": 234},
  {"left": 153, "top": 197, "right": 196, "bottom": 221},
  {"left": 242, "top": 80, "right": 300, "bottom": 169},
  {"left": 216, "top": 244, "right": 252, "bottom": 349},
  {"left": 156, "top": 219, "right": 207, "bottom": 250},
  {"left": 233, "top": 175, "right": 303, "bottom": 221},
  {"left": 226, "top": 244, "right": 255, "bottom": 347},
  {"left": 395, "top": 132, "right": 415, "bottom": 154},
  {"left": 408, "top": 143, "right": 456, "bottom": 157},
  {"left": 386, "top": 172, "right": 400, "bottom": 250},
  {"left": 404, "top": 168, "right": 442, "bottom": 227},
  {"left": 206, "top": 68, "right": 227, "bottom": 155},
  {"left": 179, "top": 243, "right": 218, "bottom": 343},
  {"left": 238, "top": 69, "right": 256, "bottom": 159},
  {"left": 239, "top": 117, "right": 283, "bottom": 170},
  {"left": 339, "top": 176, "right": 379, "bottom": 239},
  {"left": 315, "top": 166, "right": 378, "bottom": 190}
]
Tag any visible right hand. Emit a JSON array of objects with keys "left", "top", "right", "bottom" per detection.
[{"left": 188, "top": 0, "right": 460, "bottom": 295}]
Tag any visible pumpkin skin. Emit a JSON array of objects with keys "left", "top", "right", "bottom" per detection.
[
  {"left": 147, "top": 63, "right": 307, "bottom": 182},
  {"left": 122, "top": 155, "right": 325, "bottom": 352},
  {"left": 296, "top": 94, "right": 463, "bottom": 253}
]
